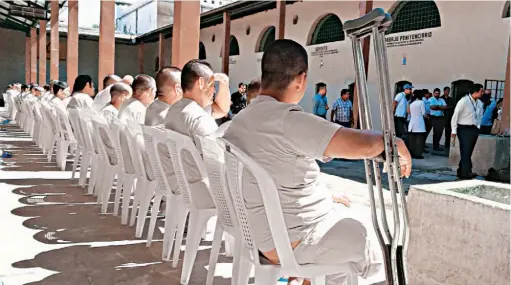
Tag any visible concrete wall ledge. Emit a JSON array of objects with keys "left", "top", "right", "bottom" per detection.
[{"left": 407, "top": 180, "right": 510, "bottom": 285}]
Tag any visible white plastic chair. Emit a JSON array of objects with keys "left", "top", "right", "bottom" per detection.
[
  {"left": 53, "top": 107, "right": 77, "bottom": 171},
  {"left": 67, "top": 109, "right": 88, "bottom": 183},
  {"left": 40, "top": 103, "right": 61, "bottom": 163},
  {"left": 164, "top": 129, "right": 218, "bottom": 284},
  {"left": 105, "top": 117, "right": 128, "bottom": 219},
  {"left": 91, "top": 116, "right": 125, "bottom": 213},
  {"left": 199, "top": 133, "right": 243, "bottom": 285},
  {"left": 217, "top": 138, "right": 359, "bottom": 285}
]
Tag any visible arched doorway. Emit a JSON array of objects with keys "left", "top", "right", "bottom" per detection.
[
  {"left": 387, "top": 0, "right": 442, "bottom": 34},
  {"left": 394, "top": 80, "right": 413, "bottom": 95},
  {"left": 256, "top": 26, "right": 276, "bottom": 52},
  {"left": 451, "top": 79, "right": 474, "bottom": 103},
  {"left": 307, "top": 13, "right": 345, "bottom": 45}
]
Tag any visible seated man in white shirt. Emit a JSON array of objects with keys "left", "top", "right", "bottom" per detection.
[
  {"left": 164, "top": 59, "right": 230, "bottom": 209},
  {"left": 92, "top": 74, "right": 122, "bottom": 112},
  {"left": 223, "top": 39, "right": 412, "bottom": 285},
  {"left": 49, "top": 81, "right": 70, "bottom": 113},
  {"left": 145, "top": 66, "right": 182, "bottom": 126},
  {"left": 99, "top": 83, "right": 132, "bottom": 119},
  {"left": 118, "top": 74, "right": 156, "bottom": 124},
  {"left": 67, "top": 75, "right": 95, "bottom": 110}
]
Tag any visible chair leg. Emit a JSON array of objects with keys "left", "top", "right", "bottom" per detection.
[
  {"left": 346, "top": 273, "right": 358, "bottom": 285},
  {"left": 310, "top": 275, "right": 326, "bottom": 285},
  {"left": 87, "top": 157, "right": 99, "bottom": 195},
  {"left": 146, "top": 193, "right": 163, "bottom": 247},
  {"left": 79, "top": 152, "right": 91, "bottom": 188},
  {"left": 205, "top": 220, "right": 224, "bottom": 285},
  {"left": 58, "top": 141, "right": 69, "bottom": 171},
  {"left": 179, "top": 210, "right": 212, "bottom": 285},
  {"left": 162, "top": 195, "right": 178, "bottom": 261},
  {"left": 172, "top": 205, "right": 189, "bottom": 268},
  {"left": 135, "top": 182, "right": 155, "bottom": 238},
  {"left": 71, "top": 148, "right": 81, "bottom": 180},
  {"left": 237, "top": 248, "right": 253, "bottom": 285},
  {"left": 224, "top": 232, "right": 235, "bottom": 257},
  {"left": 113, "top": 173, "right": 124, "bottom": 216},
  {"left": 254, "top": 268, "right": 279, "bottom": 285},
  {"left": 129, "top": 178, "right": 146, "bottom": 227},
  {"left": 101, "top": 169, "right": 117, "bottom": 213},
  {"left": 121, "top": 176, "right": 135, "bottom": 225}
]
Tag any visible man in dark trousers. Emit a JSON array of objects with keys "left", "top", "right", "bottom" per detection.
[
  {"left": 442, "top": 86, "right": 455, "bottom": 149},
  {"left": 392, "top": 84, "right": 412, "bottom": 138},
  {"left": 428, "top": 88, "right": 448, "bottom": 151},
  {"left": 451, "top": 83, "right": 484, "bottom": 179}
]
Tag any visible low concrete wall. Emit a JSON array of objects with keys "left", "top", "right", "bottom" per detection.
[
  {"left": 449, "top": 135, "right": 510, "bottom": 176},
  {"left": 407, "top": 180, "right": 510, "bottom": 285}
]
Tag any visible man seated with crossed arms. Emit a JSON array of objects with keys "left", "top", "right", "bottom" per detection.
[{"left": 223, "top": 40, "right": 412, "bottom": 285}]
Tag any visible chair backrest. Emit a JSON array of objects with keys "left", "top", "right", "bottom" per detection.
[
  {"left": 198, "top": 134, "right": 238, "bottom": 236},
  {"left": 217, "top": 137, "right": 301, "bottom": 271},
  {"left": 121, "top": 120, "right": 147, "bottom": 178},
  {"left": 164, "top": 129, "right": 211, "bottom": 206},
  {"left": 54, "top": 106, "right": 76, "bottom": 142},
  {"left": 77, "top": 109, "right": 101, "bottom": 156},
  {"left": 91, "top": 115, "right": 119, "bottom": 166},
  {"left": 42, "top": 103, "right": 60, "bottom": 136},
  {"left": 67, "top": 108, "right": 86, "bottom": 147},
  {"left": 141, "top": 125, "right": 179, "bottom": 195},
  {"left": 106, "top": 116, "right": 126, "bottom": 168}
]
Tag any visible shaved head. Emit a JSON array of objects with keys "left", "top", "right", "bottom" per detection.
[
  {"left": 103, "top": 74, "right": 122, "bottom": 88},
  {"left": 122, "top": 75, "right": 134, "bottom": 85},
  {"left": 156, "top": 66, "right": 181, "bottom": 92}
]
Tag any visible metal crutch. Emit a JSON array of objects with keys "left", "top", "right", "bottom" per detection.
[{"left": 343, "top": 8, "right": 410, "bottom": 285}]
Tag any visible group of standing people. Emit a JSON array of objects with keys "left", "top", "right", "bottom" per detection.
[{"left": 312, "top": 82, "right": 354, "bottom": 128}]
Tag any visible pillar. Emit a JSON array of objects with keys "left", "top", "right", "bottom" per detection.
[
  {"left": 502, "top": 40, "right": 510, "bottom": 134},
  {"left": 352, "top": 0, "right": 373, "bottom": 128},
  {"left": 138, "top": 42, "right": 144, "bottom": 74},
  {"left": 276, "top": 0, "right": 286, "bottom": 40},
  {"left": 221, "top": 11, "right": 231, "bottom": 74},
  {"left": 30, "top": 28, "right": 37, "bottom": 84},
  {"left": 50, "top": 0, "right": 59, "bottom": 81},
  {"left": 25, "top": 37, "right": 30, "bottom": 83},
  {"left": 67, "top": 0, "right": 78, "bottom": 90},
  {"left": 38, "top": 20, "right": 47, "bottom": 85},
  {"left": 171, "top": 0, "right": 200, "bottom": 69},
  {"left": 98, "top": 0, "right": 116, "bottom": 90},
  {"left": 158, "top": 33, "right": 164, "bottom": 70}
]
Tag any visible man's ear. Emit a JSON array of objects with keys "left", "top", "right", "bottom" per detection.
[
  {"left": 296, "top": 72, "right": 307, "bottom": 91},
  {"left": 198, "top": 77, "right": 205, "bottom": 91}
]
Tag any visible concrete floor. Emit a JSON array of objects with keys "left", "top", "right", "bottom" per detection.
[{"left": 0, "top": 124, "right": 394, "bottom": 285}]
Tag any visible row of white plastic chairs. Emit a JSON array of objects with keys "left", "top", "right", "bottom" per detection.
[{"left": 5, "top": 93, "right": 358, "bottom": 285}]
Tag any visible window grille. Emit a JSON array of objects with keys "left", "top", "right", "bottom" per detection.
[{"left": 388, "top": 1, "right": 441, "bottom": 34}]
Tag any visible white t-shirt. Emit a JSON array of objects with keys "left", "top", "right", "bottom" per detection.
[
  {"left": 100, "top": 103, "right": 119, "bottom": 119},
  {"left": 67, "top": 92, "right": 94, "bottom": 110},
  {"left": 164, "top": 98, "right": 218, "bottom": 209},
  {"left": 394, "top": 92, "right": 408, "bottom": 118},
  {"left": 145, "top": 98, "right": 170, "bottom": 126},
  {"left": 118, "top": 97, "right": 147, "bottom": 124},
  {"left": 92, "top": 85, "right": 113, "bottom": 112},
  {"left": 222, "top": 95, "right": 339, "bottom": 252}
]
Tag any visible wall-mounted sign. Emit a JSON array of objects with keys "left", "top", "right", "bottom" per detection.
[
  {"left": 385, "top": 31, "right": 433, "bottom": 48},
  {"left": 310, "top": 45, "right": 339, "bottom": 57}
]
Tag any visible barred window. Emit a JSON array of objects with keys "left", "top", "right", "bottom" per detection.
[
  {"left": 309, "top": 14, "right": 345, "bottom": 45},
  {"left": 199, "top": 42, "right": 206, "bottom": 59},
  {"left": 230, "top": 36, "right": 240, "bottom": 56},
  {"left": 257, "top": 26, "right": 275, "bottom": 52},
  {"left": 388, "top": 1, "right": 441, "bottom": 34}
]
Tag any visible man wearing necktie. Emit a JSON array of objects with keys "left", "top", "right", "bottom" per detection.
[{"left": 450, "top": 83, "right": 484, "bottom": 179}]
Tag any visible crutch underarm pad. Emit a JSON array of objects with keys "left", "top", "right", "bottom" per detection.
[{"left": 343, "top": 8, "right": 385, "bottom": 32}]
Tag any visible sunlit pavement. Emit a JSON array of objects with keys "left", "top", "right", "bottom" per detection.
[{"left": 0, "top": 123, "right": 388, "bottom": 285}]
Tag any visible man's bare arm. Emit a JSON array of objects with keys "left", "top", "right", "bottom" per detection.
[
  {"left": 211, "top": 73, "right": 231, "bottom": 119},
  {"left": 392, "top": 100, "right": 398, "bottom": 113},
  {"left": 324, "top": 128, "right": 412, "bottom": 177}
]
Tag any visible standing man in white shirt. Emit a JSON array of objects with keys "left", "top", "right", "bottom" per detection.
[
  {"left": 92, "top": 74, "right": 122, "bottom": 112},
  {"left": 118, "top": 74, "right": 156, "bottom": 124},
  {"left": 393, "top": 83, "right": 412, "bottom": 138},
  {"left": 428, "top": 88, "right": 448, "bottom": 151},
  {"left": 145, "top": 66, "right": 182, "bottom": 126},
  {"left": 451, "top": 83, "right": 484, "bottom": 179},
  {"left": 67, "top": 75, "right": 95, "bottom": 110}
]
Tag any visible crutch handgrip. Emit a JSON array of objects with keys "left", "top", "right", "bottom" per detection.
[{"left": 344, "top": 8, "right": 385, "bottom": 36}]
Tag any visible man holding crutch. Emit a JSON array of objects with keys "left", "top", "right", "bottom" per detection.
[{"left": 451, "top": 83, "right": 484, "bottom": 179}]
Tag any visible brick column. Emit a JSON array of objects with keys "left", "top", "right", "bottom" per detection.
[
  {"left": 221, "top": 11, "right": 231, "bottom": 74},
  {"left": 138, "top": 41, "right": 144, "bottom": 74},
  {"left": 25, "top": 37, "right": 30, "bottom": 83},
  {"left": 171, "top": 0, "right": 200, "bottom": 69},
  {"left": 98, "top": 0, "right": 116, "bottom": 90},
  {"left": 50, "top": 0, "right": 59, "bottom": 81},
  {"left": 502, "top": 40, "right": 510, "bottom": 134},
  {"left": 67, "top": 0, "right": 78, "bottom": 89},
  {"left": 30, "top": 28, "right": 37, "bottom": 84},
  {"left": 158, "top": 33, "right": 164, "bottom": 71},
  {"left": 38, "top": 20, "right": 47, "bottom": 85},
  {"left": 276, "top": 0, "right": 286, "bottom": 40},
  {"left": 352, "top": 0, "right": 373, "bottom": 129}
]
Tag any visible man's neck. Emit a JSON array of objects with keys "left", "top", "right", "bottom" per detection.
[
  {"left": 157, "top": 94, "right": 178, "bottom": 105},
  {"left": 470, "top": 94, "right": 478, "bottom": 100}
]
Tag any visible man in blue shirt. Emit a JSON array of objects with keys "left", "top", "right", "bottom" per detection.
[
  {"left": 393, "top": 83, "right": 412, "bottom": 138},
  {"left": 330, "top": 89, "right": 353, "bottom": 127},
  {"left": 312, "top": 82, "right": 328, "bottom": 119},
  {"left": 429, "top": 88, "right": 448, "bottom": 151},
  {"left": 480, "top": 90, "right": 497, "bottom": 134}
]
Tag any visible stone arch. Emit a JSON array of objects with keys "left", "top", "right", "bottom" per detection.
[
  {"left": 307, "top": 13, "right": 345, "bottom": 46},
  {"left": 387, "top": 1, "right": 441, "bottom": 34},
  {"left": 256, "top": 26, "right": 276, "bottom": 53}
]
